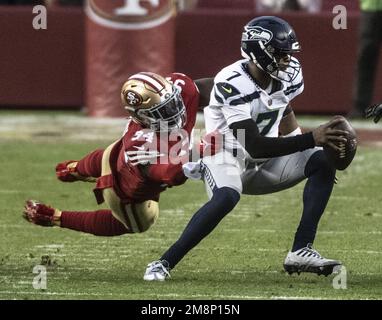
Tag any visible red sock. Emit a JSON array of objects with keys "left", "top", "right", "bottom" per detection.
[
  {"left": 76, "top": 149, "right": 104, "bottom": 178},
  {"left": 60, "top": 210, "right": 131, "bottom": 236}
]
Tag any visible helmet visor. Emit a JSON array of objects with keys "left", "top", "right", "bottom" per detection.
[{"left": 137, "top": 89, "right": 187, "bottom": 131}]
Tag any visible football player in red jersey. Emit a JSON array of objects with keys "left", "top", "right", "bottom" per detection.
[{"left": 23, "top": 72, "right": 213, "bottom": 236}]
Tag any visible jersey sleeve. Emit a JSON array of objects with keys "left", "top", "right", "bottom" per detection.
[
  {"left": 209, "top": 72, "right": 253, "bottom": 127},
  {"left": 284, "top": 58, "right": 304, "bottom": 101}
]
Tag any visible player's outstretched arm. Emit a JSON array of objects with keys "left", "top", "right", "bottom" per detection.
[
  {"left": 365, "top": 103, "right": 382, "bottom": 123},
  {"left": 279, "top": 111, "right": 348, "bottom": 152},
  {"left": 230, "top": 117, "right": 348, "bottom": 159}
]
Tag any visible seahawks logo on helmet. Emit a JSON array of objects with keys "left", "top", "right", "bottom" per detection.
[
  {"left": 240, "top": 16, "right": 302, "bottom": 83},
  {"left": 242, "top": 26, "right": 273, "bottom": 44}
]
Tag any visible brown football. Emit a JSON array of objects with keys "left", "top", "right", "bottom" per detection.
[{"left": 323, "top": 116, "right": 357, "bottom": 171}]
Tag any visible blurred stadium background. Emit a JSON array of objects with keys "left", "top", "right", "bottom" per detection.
[
  {"left": 1, "top": 0, "right": 382, "bottom": 115},
  {"left": 0, "top": 0, "right": 382, "bottom": 300}
]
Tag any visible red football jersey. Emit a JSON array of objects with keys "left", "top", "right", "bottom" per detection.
[{"left": 111, "top": 73, "right": 200, "bottom": 204}]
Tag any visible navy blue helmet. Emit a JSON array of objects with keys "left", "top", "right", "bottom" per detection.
[{"left": 241, "top": 16, "right": 301, "bottom": 82}]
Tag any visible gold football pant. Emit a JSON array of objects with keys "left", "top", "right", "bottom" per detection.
[{"left": 100, "top": 141, "right": 159, "bottom": 233}]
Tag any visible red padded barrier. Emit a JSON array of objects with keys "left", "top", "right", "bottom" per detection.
[
  {"left": 197, "top": 0, "right": 254, "bottom": 9},
  {"left": 0, "top": 6, "right": 84, "bottom": 108},
  {"left": 196, "top": 0, "right": 360, "bottom": 12},
  {"left": 1, "top": 6, "right": 382, "bottom": 115},
  {"left": 175, "top": 10, "right": 382, "bottom": 114},
  {"left": 85, "top": 0, "right": 176, "bottom": 117},
  {"left": 322, "top": 0, "right": 359, "bottom": 12}
]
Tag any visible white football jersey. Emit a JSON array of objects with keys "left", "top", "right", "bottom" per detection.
[{"left": 204, "top": 58, "right": 304, "bottom": 160}]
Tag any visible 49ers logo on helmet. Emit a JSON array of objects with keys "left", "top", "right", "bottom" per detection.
[
  {"left": 87, "top": 0, "right": 174, "bottom": 27},
  {"left": 126, "top": 91, "right": 143, "bottom": 106}
]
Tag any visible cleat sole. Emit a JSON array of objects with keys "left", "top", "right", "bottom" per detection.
[{"left": 284, "top": 263, "right": 342, "bottom": 276}]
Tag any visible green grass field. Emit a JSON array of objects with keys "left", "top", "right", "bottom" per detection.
[{"left": 0, "top": 112, "right": 381, "bottom": 300}]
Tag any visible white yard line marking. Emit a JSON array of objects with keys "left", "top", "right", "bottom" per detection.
[
  {"left": 0, "top": 290, "right": 333, "bottom": 300},
  {"left": 0, "top": 225, "right": 26, "bottom": 228},
  {"left": 148, "top": 228, "right": 382, "bottom": 235},
  {"left": 35, "top": 244, "right": 65, "bottom": 249},
  {"left": 26, "top": 245, "right": 382, "bottom": 256}
]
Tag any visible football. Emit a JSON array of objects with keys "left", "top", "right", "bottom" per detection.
[{"left": 323, "top": 116, "right": 357, "bottom": 171}]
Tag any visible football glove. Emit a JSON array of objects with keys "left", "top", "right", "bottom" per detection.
[
  {"left": 56, "top": 160, "right": 96, "bottom": 182},
  {"left": 365, "top": 103, "right": 382, "bottom": 123},
  {"left": 23, "top": 200, "right": 61, "bottom": 227},
  {"left": 183, "top": 160, "right": 202, "bottom": 180}
]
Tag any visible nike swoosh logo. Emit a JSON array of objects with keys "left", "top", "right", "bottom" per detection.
[
  {"left": 133, "top": 145, "right": 145, "bottom": 151},
  {"left": 222, "top": 86, "right": 232, "bottom": 94}
]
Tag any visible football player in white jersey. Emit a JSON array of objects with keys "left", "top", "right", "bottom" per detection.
[{"left": 144, "top": 16, "right": 349, "bottom": 281}]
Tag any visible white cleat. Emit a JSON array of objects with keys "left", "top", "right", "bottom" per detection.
[
  {"left": 283, "top": 244, "right": 342, "bottom": 276},
  {"left": 143, "top": 260, "right": 171, "bottom": 281}
]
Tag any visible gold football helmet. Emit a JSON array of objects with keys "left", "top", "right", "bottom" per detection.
[{"left": 121, "top": 72, "right": 186, "bottom": 131}]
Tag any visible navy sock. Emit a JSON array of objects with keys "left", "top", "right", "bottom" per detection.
[
  {"left": 292, "top": 150, "right": 336, "bottom": 252},
  {"left": 161, "top": 187, "right": 240, "bottom": 269}
]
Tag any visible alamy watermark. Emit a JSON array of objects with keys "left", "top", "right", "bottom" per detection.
[
  {"left": 32, "top": 265, "right": 47, "bottom": 290},
  {"left": 332, "top": 266, "right": 347, "bottom": 289},
  {"left": 332, "top": 5, "right": 347, "bottom": 30},
  {"left": 119, "top": 128, "right": 247, "bottom": 167},
  {"left": 32, "top": 3, "right": 348, "bottom": 31},
  {"left": 32, "top": 5, "right": 47, "bottom": 30}
]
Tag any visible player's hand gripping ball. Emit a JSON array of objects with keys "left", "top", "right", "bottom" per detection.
[{"left": 323, "top": 116, "right": 357, "bottom": 170}]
